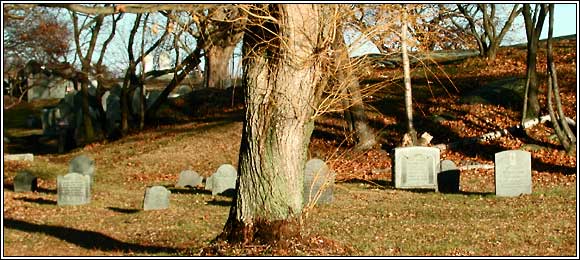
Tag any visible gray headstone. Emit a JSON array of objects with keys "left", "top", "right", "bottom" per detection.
[
  {"left": 494, "top": 150, "right": 532, "bottom": 197},
  {"left": 438, "top": 159, "right": 460, "bottom": 193},
  {"left": 206, "top": 164, "right": 237, "bottom": 196},
  {"left": 143, "top": 185, "right": 171, "bottom": 211},
  {"left": 69, "top": 155, "right": 95, "bottom": 185},
  {"left": 57, "top": 172, "right": 91, "bottom": 206},
  {"left": 393, "top": 146, "right": 440, "bottom": 190},
  {"left": 13, "top": 171, "right": 38, "bottom": 192},
  {"left": 303, "top": 158, "right": 335, "bottom": 206},
  {"left": 176, "top": 170, "right": 203, "bottom": 188},
  {"left": 105, "top": 91, "right": 121, "bottom": 133},
  {"left": 101, "top": 90, "right": 110, "bottom": 112},
  {"left": 146, "top": 90, "right": 162, "bottom": 110}
]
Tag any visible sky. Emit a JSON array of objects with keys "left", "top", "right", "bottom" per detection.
[{"left": 348, "top": 3, "right": 579, "bottom": 57}]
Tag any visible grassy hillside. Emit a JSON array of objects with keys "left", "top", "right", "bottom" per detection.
[{"left": 2, "top": 35, "right": 577, "bottom": 256}]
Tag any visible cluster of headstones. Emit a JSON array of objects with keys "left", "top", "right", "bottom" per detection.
[
  {"left": 143, "top": 163, "right": 239, "bottom": 211},
  {"left": 40, "top": 84, "right": 169, "bottom": 150},
  {"left": 393, "top": 146, "right": 532, "bottom": 197},
  {"left": 13, "top": 154, "right": 95, "bottom": 205}
]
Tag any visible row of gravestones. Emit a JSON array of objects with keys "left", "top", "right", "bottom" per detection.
[
  {"left": 143, "top": 164, "right": 241, "bottom": 211},
  {"left": 174, "top": 161, "right": 336, "bottom": 207},
  {"left": 14, "top": 156, "right": 337, "bottom": 210},
  {"left": 393, "top": 146, "right": 532, "bottom": 197}
]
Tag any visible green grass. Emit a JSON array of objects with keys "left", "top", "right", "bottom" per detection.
[{"left": 302, "top": 183, "right": 576, "bottom": 256}]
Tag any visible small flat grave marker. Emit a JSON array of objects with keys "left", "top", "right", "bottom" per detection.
[
  {"left": 206, "top": 164, "right": 237, "bottom": 196},
  {"left": 438, "top": 160, "right": 460, "bottom": 193},
  {"left": 13, "top": 171, "right": 38, "bottom": 192},
  {"left": 495, "top": 150, "right": 532, "bottom": 197},
  {"left": 303, "top": 158, "right": 335, "bottom": 206},
  {"left": 393, "top": 146, "right": 440, "bottom": 190},
  {"left": 176, "top": 170, "right": 203, "bottom": 188},
  {"left": 57, "top": 172, "right": 91, "bottom": 206},
  {"left": 143, "top": 186, "right": 171, "bottom": 211}
]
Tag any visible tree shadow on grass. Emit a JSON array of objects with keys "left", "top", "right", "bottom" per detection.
[{"left": 4, "top": 218, "right": 181, "bottom": 255}]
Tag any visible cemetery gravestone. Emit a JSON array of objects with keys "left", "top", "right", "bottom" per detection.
[
  {"left": 69, "top": 155, "right": 95, "bottom": 185},
  {"left": 303, "top": 158, "right": 335, "bottom": 206},
  {"left": 143, "top": 186, "right": 171, "bottom": 211},
  {"left": 494, "top": 150, "right": 532, "bottom": 197},
  {"left": 206, "top": 164, "right": 237, "bottom": 196},
  {"left": 438, "top": 160, "right": 460, "bottom": 193},
  {"left": 393, "top": 147, "right": 440, "bottom": 190},
  {"left": 176, "top": 170, "right": 203, "bottom": 188},
  {"left": 13, "top": 171, "right": 38, "bottom": 192},
  {"left": 57, "top": 172, "right": 91, "bottom": 206}
]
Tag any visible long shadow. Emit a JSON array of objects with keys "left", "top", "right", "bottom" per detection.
[
  {"left": 4, "top": 134, "right": 59, "bottom": 155},
  {"left": 168, "top": 187, "right": 212, "bottom": 195},
  {"left": 106, "top": 207, "right": 140, "bottom": 214},
  {"left": 341, "top": 178, "right": 394, "bottom": 190},
  {"left": 4, "top": 218, "right": 180, "bottom": 255},
  {"left": 207, "top": 199, "right": 232, "bottom": 207},
  {"left": 15, "top": 197, "right": 56, "bottom": 205},
  {"left": 532, "top": 160, "right": 577, "bottom": 176},
  {"left": 341, "top": 178, "right": 494, "bottom": 196},
  {"left": 35, "top": 187, "right": 57, "bottom": 195}
]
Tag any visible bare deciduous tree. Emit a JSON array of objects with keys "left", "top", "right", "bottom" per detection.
[{"left": 545, "top": 4, "right": 576, "bottom": 155}]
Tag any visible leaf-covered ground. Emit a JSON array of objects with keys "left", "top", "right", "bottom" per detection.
[{"left": 2, "top": 38, "right": 577, "bottom": 256}]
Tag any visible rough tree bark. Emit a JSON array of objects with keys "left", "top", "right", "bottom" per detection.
[
  {"left": 204, "top": 40, "right": 241, "bottom": 89},
  {"left": 220, "top": 4, "right": 326, "bottom": 244}
]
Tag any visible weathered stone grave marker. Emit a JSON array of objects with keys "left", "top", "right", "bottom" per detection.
[
  {"left": 438, "top": 159, "right": 460, "bottom": 193},
  {"left": 205, "top": 164, "right": 237, "bottom": 196},
  {"left": 57, "top": 172, "right": 91, "bottom": 206},
  {"left": 176, "top": 170, "right": 203, "bottom": 188},
  {"left": 494, "top": 150, "right": 532, "bottom": 197},
  {"left": 303, "top": 158, "right": 335, "bottom": 206},
  {"left": 13, "top": 171, "right": 38, "bottom": 192},
  {"left": 69, "top": 155, "right": 95, "bottom": 185},
  {"left": 143, "top": 185, "right": 171, "bottom": 211},
  {"left": 393, "top": 146, "right": 440, "bottom": 190}
]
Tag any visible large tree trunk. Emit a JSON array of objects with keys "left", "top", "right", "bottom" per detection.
[
  {"left": 220, "top": 4, "right": 324, "bottom": 244},
  {"left": 202, "top": 7, "right": 244, "bottom": 89},
  {"left": 204, "top": 43, "right": 239, "bottom": 89}
]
